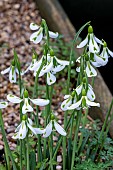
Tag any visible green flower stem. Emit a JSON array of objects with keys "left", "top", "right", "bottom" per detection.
[
  {"left": 26, "top": 135, "right": 30, "bottom": 170},
  {"left": 92, "top": 98, "right": 113, "bottom": 161},
  {"left": 0, "top": 110, "right": 17, "bottom": 170},
  {"left": 71, "top": 110, "right": 82, "bottom": 170},
  {"left": 49, "top": 134, "right": 53, "bottom": 170},
  {"left": 4, "top": 143, "right": 10, "bottom": 170}
]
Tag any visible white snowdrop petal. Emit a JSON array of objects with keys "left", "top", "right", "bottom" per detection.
[
  {"left": 87, "top": 84, "right": 95, "bottom": 101},
  {"left": 67, "top": 99, "right": 82, "bottom": 110},
  {"left": 49, "top": 31, "right": 58, "bottom": 38},
  {"left": 61, "top": 97, "right": 72, "bottom": 111},
  {"left": 28, "top": 118, "right": 33, "bottom": 125},
  {"left": 43, "top": 121, "right": 52, "bottom": 138},
  {"left": 76, "top": 67, "right": 80, "bottom": 72},
  {"left": 22, "top": 98, "right": 33, "bottom": 114},
  {"left": 32, "top": 128, "right": 46, "bottom": 135},
  {"left": 55, "top": 57, "right": 69, "bottom": 65},
  {"left": 30, "top": 30, "right": 43, "bottom": 44},
  {"left": 108, "top": 48, "right": 113, "bottom": 57},
  {"left": 0, "top": 101, "right": 8, "bottom": 109},
  {"left": 1, "top": 67, "right": 10, "bottom": 75},
  {"left": 85, "top": 97, "right": 100, "bottom": 107},
  {"left": 64, "top": 95, "right": 70, "bottom": 99},
  {"left": 7, "top": 94, "right": 22, "bottom": 103},
  {"left": 94, "top": 36, "right": 103, "bottom": 45},
  {"left": 15, "top": 124, "right": 22, "bottom": 132},
  {"left": 30, "top": 23, "right": 39, "bottom": 30},
  {"left": 89, "top": 35, "right": 100, "bottom": 53},
  {"left": 30, "top": 98, "right": 49, "bottom": 106},
  {"left": 31, "top": 57, "right": 43, "bottom": 71},
  {"left": 76, "top": 84, "right": 83, "bottom": 95},
  {"left": 76, "top": 56, "right": 81, "bottom": 63},
  {"left": 54, "top": 121, "right": 66, "bottom": 136},
  {"left": 91, "top": 61, "right": 102, "bottom": 67},
  {"left": 42, "top": 57, "right": 53, "bottom": 73},
  {"left": 27, "top": 123, "right": 37, "bottom": 135},
  {"left": 19, "top": 121, "right": 27, "bottom": 139},
  {"left": 52, "top": 65, "right": 65, "bottom": 73},
  {"left": 77, "top": 36, "right": 88, "bottom": 48},
  {"left": 47, "top": 72, "right": 56, "bottom": 85},
  {"left": 9, "top": 68, "right": 16, "bottom": 83}
]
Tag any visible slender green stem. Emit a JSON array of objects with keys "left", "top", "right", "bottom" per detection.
[
  {"left": 92, "top": 98, "right": 113, "bottom": 161},
  {"left": 71, "top": 110, "right": 82, "bottom": 170},
  {"left": 0, "top": 110, "right": 17, "bottom": 170},
  {"left": 49, "top": 134, "right": 53, "bottom": 170},
  {"left": 4, "top": 144, "right": 10, "bottom": 170},
  {"left": 26, "top": 135, "right": 30, "bottom": 170}
]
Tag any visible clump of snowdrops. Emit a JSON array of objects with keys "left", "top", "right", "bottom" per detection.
[{"left": 0, "top": 19, "right": 113, "bottom": 170}]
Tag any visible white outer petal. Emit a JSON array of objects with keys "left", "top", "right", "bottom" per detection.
[
  {"left": 9, "top": 67, "right": 16, "bottom": 83},
  {"left": 30, "top": 23, "right": 39, "bottom": 30},
  {"left": 22, "top": 98, "right": 33, "bottom": 114},
  {"left": 55, "top": 57, "right": 69, "bottom": 65},
  {"left": 76, "top": 56, "right": 81, "bottom": 63},
  {"left": 42, "top": 57, "right": 53, "bottom": 73},
  {"left": 54, "top": 121, "right": 66, "bottom": 136},
  {"left": 30, "top": 98, "right": 49, "bottom": 106},
  {"left": 1, "top": 67, "right": 10, "bottom": 75},
  {"left": 0, "top": 101, "right": 8, "bottom": 109},
  {"left": 12, "top": 132, "right": 19, "bottom": 139},
  {"left": 108, "top": 48, "right": 113, "bottom": 57},
  {"left": 49, "top": 31, "right": 58, "bottom": 38},
  {"left": 76, "top": 67, "right": 80, "bottom": 72},
  {"left": 77, "top": 36, "right": 88, "bottom": 48},
  {"left": 30, "top": 57, "right": 43, "bottom": 71},
  {"left": 89, "top": 34, "right": 100, "bottom": 53},
  {"left": 30, "top": 30, "right": 43, "bottom": 44},
  {"left": 52, "top": 65, "right": 65, "bottom": 73},
  {"left": 76, "top": 84, "right": 83, "bottom": 95},
  {"left": 47, "top": 72, "right": 56, "bottom": 85},
  {"left": 7, "top": 94, "right": 22, "bottom": 103},
  {"left": 61, "top": 96, "right": 72, "bottom": 111},
  {"left": 28, "top": 118, "right": 33, "bottom": 125},
  {"left": 64, "top": 95, "right": 70, "bottom": 99},
  {"left": 85, "top": 96, "right": 100, "bottom": 107},
  {"left": 18, "top": 121, "right": 27, "bottom": 139},
  {"left": 67, "top": 99, "right": 82, "bottom": 110},
  {"left": 94, "top": 36, "right": 103, "bottom": 45},
  {"left": 43, "top": 121, "right": 52, "bottom": 138}
]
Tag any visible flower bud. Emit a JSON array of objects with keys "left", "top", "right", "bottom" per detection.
[
  {"left": 83, "top": 77, "right": 87, "bottom": 83},
  {"left": 103, "top": 41, "right": 107, "bottom": 47},
  {"left": 32, "top": 53, "right": 36, "bottom": 59},
  {"left": 11, "top": 60, "right": 15, "bottom": 66},
  {"left": 50, "top": 49, "right": 54, "bottom": 56},
  {"left": 51, "top": 114, "right": 55, "bottom": 120},
  {"left": 24, "top": 90, "right": 29, "bottom": 98},
  {"left": 22, "top": 114, "right": 27, "bottom": 120},
  {"left": 82, "top": 89, "right": 86, "bottom": 96},
  {"left": 88, "top": 25, "right": 93, "bottom": 34}
]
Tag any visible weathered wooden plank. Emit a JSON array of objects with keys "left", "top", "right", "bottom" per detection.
[{"left": 35, "top": 0, "right": 113, "bottom": 138}]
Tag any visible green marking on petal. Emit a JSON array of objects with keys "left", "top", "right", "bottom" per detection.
[{"left": 0, "top": 102, "right": 6, "bottom": 105}]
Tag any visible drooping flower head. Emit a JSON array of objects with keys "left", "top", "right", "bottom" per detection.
[
  {"left": 1, "top": 59, "right": 19, "bottom": 83},
  {"left": 30, "top": 19, "right": 58, "bottom": 44},
  {"left": 43, "top": 113, "right": 66, "bottom": 138},
  {"left": 12, "top": 115, "right": 45, "bottom": 140},
  {"left": 7, "top": 89, "right": 49, "bottom": 114}
]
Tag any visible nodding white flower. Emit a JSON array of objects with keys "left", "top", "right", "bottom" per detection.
[
  {"left": 77, "top": 25, "right": 102, "bottom": 53},
  {"left": 32, "top": 50, "right": 69, "bottom": 85},
  {"left": 43, "top": 115, "right": 66, "bottom": 138},
  {"left": 7, "top": 90, "right": 49, "bottom": 114},
  {"left": 91, "top": 41, "right": 113, "bottom": 67},
  {"left": 30, "top": 20, "right": 58, "bottom": 44},
  {"left": 61, "top": 82, "right": 95, "bottom": 111},
  {"left": 1, "top": 60, "right": 19, "bottom": 83},
  {"left": 21, "top": 54, "right": 37, "bottom": 75},
  {"left": 67, "top": 89, "right": 100, "bottom": 110},
  {"left": 12, "top": 117, "right": 45, "bottom": 139},
  {"left": 0, "top": 101, "right": 8, "bottom": 109}
]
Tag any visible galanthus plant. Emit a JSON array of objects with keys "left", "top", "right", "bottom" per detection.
[
  {"left": 0, "top": 19, "right": 113, "bottom": 170},
  {"left": 7, "top": 89, "right": 49, "bottom": 114},
  {"left": 1, "top": 59, "right": 19, "bottom": 83}
]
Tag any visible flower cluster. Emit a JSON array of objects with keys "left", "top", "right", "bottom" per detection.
[{"left": 76, "top": 25, "right": 113, "bottom": 77}]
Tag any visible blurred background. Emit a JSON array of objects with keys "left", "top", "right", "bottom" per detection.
[{"left": 59, "top": 0, "right": 113, "bottom": 94}]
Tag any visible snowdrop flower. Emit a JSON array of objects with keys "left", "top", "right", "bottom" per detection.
[
  {"left": 32, "top": 50, "right": 69, "bottom": 85},
  {"left": 92, "top": 41, "right": 113, "bottom": 67},
  {"left": 12, "top": 116, "right": 45, "bottom": 139},
  {"left": 1, "top": 60, "right": 19, "bottom": 83},
  {"left": 61, "top": 80, "right": 95, "bottom": 111},
  {"left": 7, "top": 90, "right": 49, "bottom": 114},
  {"left": 67, "top": 89, "right": 100, "bottom": 110},
  {"left": 43, "top": 114, "right": 66, "bottom": 138},
  {"left": 77, "top": 25, "right": 102, "bottom": 53},
  {"left": 30, "top": 19, "right": 58, "bottom": 44},
  {"left": 0, "top": 101, "right": 8, "bottom": 109}
]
